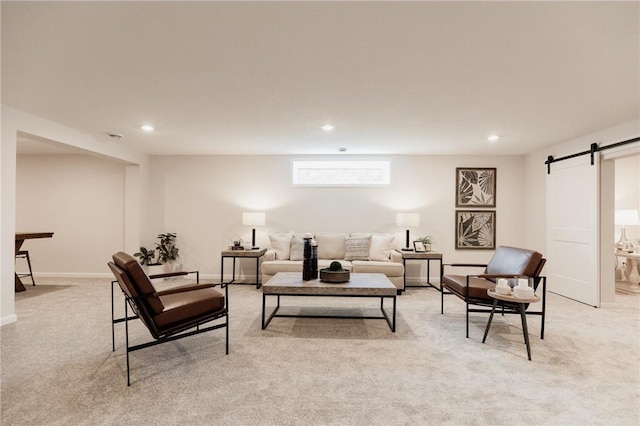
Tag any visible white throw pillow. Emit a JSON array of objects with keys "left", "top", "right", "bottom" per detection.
[
  {"left": 290, "top": 235, "right": 305, "bottom": 261},
  {"left": 269, "top": 233, "right": 292, "bottom": 260},
  {"left": 345, "top": 235, "right": 371, "bottom": 261},
  {"left": 315, "top": 233, "right": 348, "bottom": 259},
  {"left": 369, "top": 234, "right": 395, "bottom": 262}
]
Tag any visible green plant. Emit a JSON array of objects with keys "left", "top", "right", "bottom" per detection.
[
  {"left": 415, "top": 236, "right": 434, "bottom": 245},
  {"left": 133, "top": 233, "right": 180, "bottom": 265},
  {"left": 329, "top": 261, "right": 343, "bottom": 271},
  {"left": 134, "top": 246, "right": 157, "bottom": 266},
  {"left": 156, "top": 233, "right": 179, "bottom": 263}
]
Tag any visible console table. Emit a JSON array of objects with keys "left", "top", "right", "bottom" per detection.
[
  {"left": 399, "top": 251, "right": 443, "bottom": 291},
  {"left": 220, "top": 248, "right": 267, "bottom": 289},
  {"left": 15, "top": 232, "right": 54, "bottom": 292}
]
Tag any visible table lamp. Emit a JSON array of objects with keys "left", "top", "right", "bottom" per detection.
[
  {"left": 396, "top": 212, "right": 420, "bottom": 251},
  {"left": 243, "top": 212, "right": 266, "bottom": 249},
  {"left": 615, "top": 209, "right": 639, "bottom": 251}
]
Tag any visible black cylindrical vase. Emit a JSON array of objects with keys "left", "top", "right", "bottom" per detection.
[
  {"left": 303, "top": 235, "right": 313, "bottom": 281},
  {"left": 311, "top": 241, "right": 318, "bottom": 279}
]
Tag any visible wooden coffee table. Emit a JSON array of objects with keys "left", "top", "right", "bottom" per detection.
[{"left": 262, "top": 272, "right": 397, "bottom": 332}]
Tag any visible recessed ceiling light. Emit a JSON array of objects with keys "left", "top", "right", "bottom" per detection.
[
  {"left": 338, "top": 147, "right": 347, "bottom": 152},
  {"left": 488, "top": 135, "right": 499, "bottom": 142},
  {"left": 141, "top": 124, "right": 154, "bottom": 132},
  {"left": 322, "top": 124, "right": 335, "bottom": 132}
]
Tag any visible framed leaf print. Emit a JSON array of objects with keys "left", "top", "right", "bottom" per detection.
[
  {"left": 455, "top": 210, "right": 496, "bottom": 250},
  {"left": 456, "top": 168, "right": 496, "bottom": 207}
]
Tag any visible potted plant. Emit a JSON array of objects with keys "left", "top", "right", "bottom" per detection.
[
  {"left": 134, "top": 233, "right": 181, "bottom": 274},
  {"left": 415, "top": 236, "right": 434, "bottom": 252},
  {"left": 156, "top": 233, "right": 180, "bottom": 272},
  {"left": 320, "top": 261, "right": 350, "bottom": 283}
]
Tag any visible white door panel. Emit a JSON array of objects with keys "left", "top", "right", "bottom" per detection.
[{"left": 546, "top": 154, "right": 600, "bottom": 306}]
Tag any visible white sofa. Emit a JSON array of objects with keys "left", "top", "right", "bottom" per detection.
[{"left": 261, "top": 232, "right": 405, "bottom": 291}]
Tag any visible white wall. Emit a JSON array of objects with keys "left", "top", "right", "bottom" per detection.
[
  {"left": 15, "top": 154, "right": 127, "bottom": 275},
  {"left": 148, "top": 154, "right": 527, "bottom": 279}
]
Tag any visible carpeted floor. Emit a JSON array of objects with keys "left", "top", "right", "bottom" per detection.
[{"left": 1, "top": 277, "right": 639, "bottom": 425}]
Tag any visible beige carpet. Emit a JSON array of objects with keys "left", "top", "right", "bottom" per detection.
[{"left": 1, "top": 277, "right": 639, "bottom": 425}]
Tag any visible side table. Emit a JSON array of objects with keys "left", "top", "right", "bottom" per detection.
[
  {"left": 221, "top": 248, "right": 267, "bottom": 289},
  {"left": 482, "top": 289, "right": 541, "bottom": 361},
  {"left": 400, "top": 251, "right": 443, "bottom": 291}
]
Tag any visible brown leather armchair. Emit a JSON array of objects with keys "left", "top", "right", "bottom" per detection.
[
  {"left": 108, "top": 251, "right": 228, "bottom": 385},
  {"left": 440, "top": 246, "right": 546, "bottom": 338}
]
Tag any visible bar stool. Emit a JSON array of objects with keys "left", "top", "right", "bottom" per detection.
[{"left": 15, "top": 250, "right": 36, "bottom": 285}]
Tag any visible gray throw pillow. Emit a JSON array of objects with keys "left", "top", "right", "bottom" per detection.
[{"left": 344, "top": 235, "right": 371, "bottom": 261}]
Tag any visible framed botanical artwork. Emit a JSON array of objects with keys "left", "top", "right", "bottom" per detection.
[
  {"left": 455, "top": 210, "right": 496, "bottom": 250},
  {"left": 456, "top": 167, "right": 496, "bottom": 208}
]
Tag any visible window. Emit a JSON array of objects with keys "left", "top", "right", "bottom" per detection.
[{"left": 292, "top": 160, "right": 391, "bottom": 186}]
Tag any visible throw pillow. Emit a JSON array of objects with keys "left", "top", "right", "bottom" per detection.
[
  {"left": 315, "top": 233, "right": 348, "bottom": 259},
  {"left": 344, "top": 235, "right": 371, "bottom": 261},
  {"left": 369, "top": 234, "right": 395, "bottom": 262},
  {"left": 290, "top": 235, "right": 305, "bottom": 261},
  {"left": 269, "top": 233, "right": 292, "bottom": 260}
]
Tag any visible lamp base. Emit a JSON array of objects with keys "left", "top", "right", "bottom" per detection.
[
  {"left": 401, "top": 248, "right": 414, "bottom": 252},
  {"left": 252, "top": 246, "right": 260, "bottom": 250},
  {"left": 616, "top": 227, "right": 628, "bottom": 251}
]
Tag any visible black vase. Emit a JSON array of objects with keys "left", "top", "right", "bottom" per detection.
[
  {"left": 311, "top": 243, "right": 318, "bottom": 279},
  {"left": 303, "top": 237, "right": 313, "bottom": 281}
]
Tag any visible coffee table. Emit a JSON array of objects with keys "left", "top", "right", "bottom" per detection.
[{"left": 262, "top": 272, "right": 397, "bottom": 332}]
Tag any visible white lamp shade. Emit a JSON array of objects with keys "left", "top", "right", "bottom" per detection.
[
  {"left": 615, "top": 209, "right": 640, "bottom": 226},
  {"left": 396, "top": 213, "right": 420, "bottom": 228},
  {"left": 242, "top": 212, "right": 266, "bottom": 226}
]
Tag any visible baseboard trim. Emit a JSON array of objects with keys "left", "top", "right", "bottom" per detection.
[
  {"left": 1, "top": 314, "right": 18, "bottom": 326},
  {"left": 31, "top": 272, "right": 113, "bottom": 279}
]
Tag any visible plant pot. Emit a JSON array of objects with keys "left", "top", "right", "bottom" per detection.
[
  {"left": 320, "top": 269, "right": 350, "bottom": 283},
  {"left": 145, "top": 264, "right": 165, "bottom": 281},
  {"left": 164, "top": 261, "right": 182, "bottom": 273},
  {"left": 424, "top": 243, "right": 431, "bottom": 252}
]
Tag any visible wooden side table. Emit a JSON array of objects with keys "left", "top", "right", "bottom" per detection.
[
  {"left": 482, "top": 289, "right": 541, "bottom": 360},
  {"left": 220, "top": 248, "right": 267, "bottom": 289},
  {"left": 400, "top": 251, "right": 443, "bottom": 291}
]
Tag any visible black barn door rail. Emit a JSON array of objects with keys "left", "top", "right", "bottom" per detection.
[{"left": 545, "top": 136, "right": 640, "bottom": 174}]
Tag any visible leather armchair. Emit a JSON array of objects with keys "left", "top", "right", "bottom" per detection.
[
  {"left": 440, "top": 246, "right": 546, "bottom": 338},
  {"left": 108, "top": 251, "right": 228, "bottom": 385}
]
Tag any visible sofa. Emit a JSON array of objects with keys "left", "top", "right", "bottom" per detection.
[{"left": 261, "top": 232, "right": 405, "bottom": 291}]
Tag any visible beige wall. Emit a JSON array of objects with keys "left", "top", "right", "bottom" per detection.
[
  {"left": 147, "top": 154, "right": 527, "bottom": 278},
  {"left": 15, "top": 155, "right": 127, "bottom": 275},
  {"left": 1, "top": 106, "right": 148, "bottom": 325}
]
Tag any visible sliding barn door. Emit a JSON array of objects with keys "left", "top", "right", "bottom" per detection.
[{"left": 546, "top": 155, "right": 600, "bottom": 306}]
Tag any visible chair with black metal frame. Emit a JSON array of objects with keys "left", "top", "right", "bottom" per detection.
[
  {"left": 15, "top": 250, "right": 36, "bottom": 285},
  {"left": 440, "top": 245, "right": 547, "bottom": 339},
  {"left": 108, "top": 251, "right": 228, "bottom": 386}
]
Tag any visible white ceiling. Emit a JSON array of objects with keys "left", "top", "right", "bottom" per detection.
[{"left": 3, "top": 1, "right": 639, "bottom": 156}]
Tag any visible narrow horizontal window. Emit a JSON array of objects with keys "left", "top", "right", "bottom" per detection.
[{"left": 292, "top": 160, "right": 391, "bottom": 186}]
